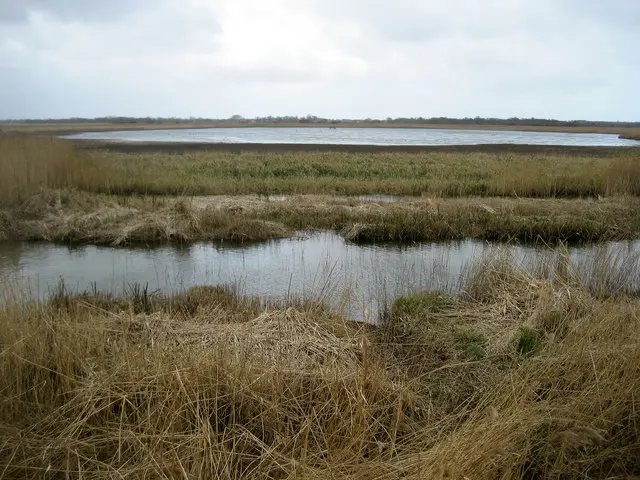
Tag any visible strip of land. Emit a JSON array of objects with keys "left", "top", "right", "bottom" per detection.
[
  {"left": 3, "top": 120, "right": 640, "bottom": 139},
  {"left": 1, "top": 134, "right": 639, "bottom": 245},
  {"left": 2, "top": 191, "right": 639, "bottom": 245},
  {"left": 74, "top": 140, "right": 640, "bottom": 156}
]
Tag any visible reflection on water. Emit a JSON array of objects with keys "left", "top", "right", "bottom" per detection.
[
  {"left": 64, "top": 127, "right": 640, "bottom": 147},
  {"left": 1, "top": 232, "right": 639, "bottom": 321}
]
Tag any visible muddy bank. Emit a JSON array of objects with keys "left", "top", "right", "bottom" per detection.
[
  {"left": 620, "top": 133, "right": 640, "bottom": 141},
  {"left": 73, "top": 140, "right": 640, "bottom": 156}
]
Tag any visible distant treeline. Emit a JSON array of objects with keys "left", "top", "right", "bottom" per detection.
[{"left": 2, "top": 115, "right": 640, "bottom": 128}]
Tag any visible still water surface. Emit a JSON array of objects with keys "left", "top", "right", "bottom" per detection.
[
  {"left": 2, "top": 232, "right": 638, "bottom": 320},
  {"left": 65, "top": 127, "right": 639, "bottom": 147}
]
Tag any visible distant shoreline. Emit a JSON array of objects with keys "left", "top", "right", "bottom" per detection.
[{"left": 3, "top": 121, "right": 640, "bottom": 140}]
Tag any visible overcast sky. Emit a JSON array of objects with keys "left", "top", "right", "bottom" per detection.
[{"left": 1, "top": 0, "right": 638, "bottom": 120}]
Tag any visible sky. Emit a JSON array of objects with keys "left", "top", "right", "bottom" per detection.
[{"left": 0, "top": 0, "right": 638, "bottom": 121}]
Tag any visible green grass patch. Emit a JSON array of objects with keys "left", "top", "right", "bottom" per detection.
[{"left": 517, "top": 327, "right": 543, "bottom": 356}]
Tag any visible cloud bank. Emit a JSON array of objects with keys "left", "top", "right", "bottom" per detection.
[{"left": 0, "top": 0, "right": 637, "bottom": 120}]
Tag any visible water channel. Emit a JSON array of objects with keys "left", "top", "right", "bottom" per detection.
[{"left": 2, "top": 232, "right": 638, "bottom": 321}]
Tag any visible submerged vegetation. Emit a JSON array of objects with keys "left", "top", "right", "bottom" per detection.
[
  {"left": 0, "top": 134, "right": 639, "bottom": 244},
  {"left": 1, "top": 253, "right": 639, "bottom": 478}
]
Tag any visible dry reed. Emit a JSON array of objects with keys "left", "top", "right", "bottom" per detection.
[
  {"left": 0, "top": 134, "right": 102, "bottom": 206},
  {"left": 1, "top": 190, "right": 639, "bottom": 244}
]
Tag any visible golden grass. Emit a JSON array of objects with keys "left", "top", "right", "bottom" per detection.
[
  {"left": 1, "top": 254, "right": 639, "bottom": 478},
  {"left": 606, "top": 156, "right": 640, "bottom": 195},
  {"left": 0, "top": 134, "right": 99, "bottom": 206}
]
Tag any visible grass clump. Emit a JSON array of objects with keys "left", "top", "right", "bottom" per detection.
[
  {"left": 391, "top": 290, "right": 453, "bottom": 318},
  {"left": 606, "top": 156, "right": 640, "bottom": 195},
  {"left": 516, "top": 327, "right": 543, "bottom": 356},
  {"left": 2, "top": 191, "right": 638, "bottom": 245},
  {"left": 0, "top": 287, "right": 424, "bottom": 479},
  {"left": 456, "top": 329, "right": 489, "bottom": 360}
]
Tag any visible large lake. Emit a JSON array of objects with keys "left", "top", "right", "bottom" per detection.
[
  {"left": 2, "top": 232, "right": 638, "bottom": 321},
  {"left": 65, "top": 127, "right": 639, "bottom": 147}
]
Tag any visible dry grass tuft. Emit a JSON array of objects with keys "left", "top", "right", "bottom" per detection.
[{"left": 1, "top": 191, "right": 639, "bottom": 245}]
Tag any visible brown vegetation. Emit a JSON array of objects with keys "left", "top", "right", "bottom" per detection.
[
  {"left": 0, "top": 134, "right": 99, "bottom": 206},
  {"left": 1, "top": 190, "right": 639, "bottom": 245},
  {"left": 0, "top": 134, "right": 639, "bottom": 244},
  {"left": 1, "top": 131, "right": 639, "bottom": 478},
  {"left": 620, "top": 132, "right": 640, "bottom": 141},
  {"left": 3, "top": 134, "right": 640, "bottom": 201},
  {"left": 79, "top": 147, "right": 640, "bottom": 199},
  {"left": 1, "top": 253, "right": 639, "bottom": 478},
  {"left": 99, "top": 150, "right": 640, "bottom": 197}
]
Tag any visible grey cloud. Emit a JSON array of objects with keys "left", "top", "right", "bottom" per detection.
[
  {"left": 0, "top": 2, "right": 28, "bottom": 22},
  {"left": 0, "top": 0, "right": 149, "bottom": 23},
  {"left": 305, "top": 0, "right": 535, "bottom": 43},
  {"left": 560, "top": 0, "right": 640, "bottom": 27}
]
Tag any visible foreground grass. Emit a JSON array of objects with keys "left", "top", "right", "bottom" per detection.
[
  {"left": 2, "top": 190, "right": 639, "bottom": 244},
  {"left": 1, "top": 254, "right": 639, "bottom": 478}
]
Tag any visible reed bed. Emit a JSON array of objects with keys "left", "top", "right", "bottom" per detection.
[
  {"left": 1, "top": 253, "right": 639, "bottom": 478},
  {"left": 0, "top": 134, "right": 99, "bottom": 206},
  {"left": 1, "top": 134, "right": 639, "bottom": 243},
  {"left": 81, "top": 148, "right": 640, "bottom": 198},
  {"left": 2, "top": 134, "right": 639, "bottom": 202}
]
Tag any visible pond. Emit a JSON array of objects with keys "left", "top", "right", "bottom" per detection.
[
  {"left": 64, "top": 127, "right": 639, "bottom": 147},
  {"left": 2, "top": 232, "right": 638, "bottom": 321}
]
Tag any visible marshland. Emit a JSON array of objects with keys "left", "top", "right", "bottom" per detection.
[
  {"left": 1, "top": 130, "right": 640, "bottom": 478},
  {"left": 2, "top": 134, "right": 640, "bottom": 244}
]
